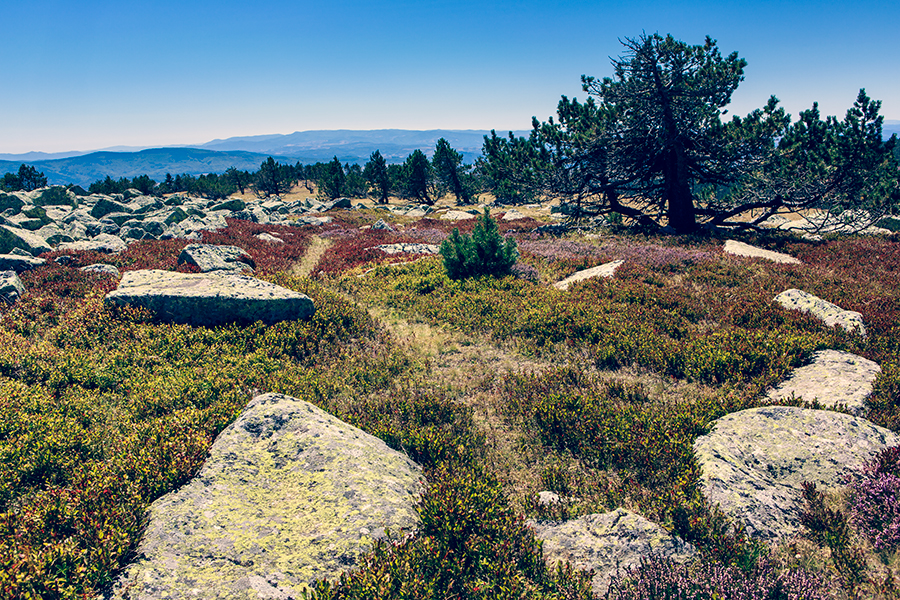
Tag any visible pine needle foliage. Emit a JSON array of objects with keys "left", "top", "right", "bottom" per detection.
[{"left": 440, "top": 208, "right": 518, "bottom": 280}]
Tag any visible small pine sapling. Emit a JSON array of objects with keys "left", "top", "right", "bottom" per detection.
[{"left": 440, "top": 208, "right": 518, "bottom": 279}]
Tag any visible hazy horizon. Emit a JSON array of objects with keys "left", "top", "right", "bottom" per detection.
[{"left": 3, "top": 0, "right": 899, "bottom": 154}]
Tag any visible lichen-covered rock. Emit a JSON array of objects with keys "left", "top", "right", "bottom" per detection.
[
  {"left": 80, "top": 263, "right": 121, "bottom": 278},
  {"left": 529, "top": 509, "right": 697, "bottom": 595},
  {"left": 766, "top": 350, "right": 881, "bottom": 415},
  {"left": 439, "top": 209, "right": 477, "bottom": 221},
  {"left": 375, "top": 243, "right": 440, "bottom": 255},
  {"left": 104, "top": 269, "right": 315, "bottom": 326},
  {"left": 0, "top": 253, "right": 45, "bottom": 272},
  {"left": 58, "top": 233, "right": 128, "bottom": 254},
  {"left": 775, "top": 288, "right": 866, "bottom": 336},
  {"left": 106, "top": 393, "right": 422, "bottom": 600},
  {"left": 0, "top": 271, "right": 25, "bottom": 302},
  {"left": 0, "top": 225, "right": 52, "bottom": 255},
  {"left": 723, "top": 240, "right": 801, "bottom": 264},
  {"left": 693, "top": 406, "right": 900, "bottom": 541},
  {"left": 178, "top": 243, "right": 255, "bottom": 272},
  {"left": 552, "top": 260, "right": 624, "bottom": 291}
]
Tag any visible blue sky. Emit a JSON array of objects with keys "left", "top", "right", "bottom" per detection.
[{"left": 2, "top": 0, "right": 898, "bottom": 153}]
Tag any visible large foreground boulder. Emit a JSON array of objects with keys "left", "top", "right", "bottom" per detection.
[
  {"left": 104, "top": 270, "right": 315, "bottom": 325},
  {"left": 693, "top": 406, "right": 900, "bottom": 541},
  {"left": 105, "top": 393, "right": 423, "bottom": 600},
  {"left": 529, "top": 509, "right": 697, "bottom": 595},
  {"left": 766, "top": 350, "right": 881, "bottom": 415}
]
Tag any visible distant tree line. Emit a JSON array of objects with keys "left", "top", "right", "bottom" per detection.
[{"left": 0, "top": 137, "right": 514, "bottom": 205}]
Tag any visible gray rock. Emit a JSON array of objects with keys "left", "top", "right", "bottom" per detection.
[
  {"left": 0, "top": 192, "right": 25, "bottom": 214},
  {"left": 58, "top": 234, "right": 127, "bottom": 254},
  {"left": 723, "top": 240, "right": 801, "bottom": 264},
  {"left": 35, "top": 223, "right": 74, "bottom": 245},
  {"left": 80, "top": 264, "right": 121, "bottom": 277},
  {"left": 0, "top": 254, "right": 45, "bottom": 272},
  {"left": 290, "top": 216, "right": 333, "bottom": 227},
  {"left": 693, "top": 406, "right": 900, "bottom": 541},
  {"left": 766, "top": 350, "right": 881, "bottom": 415},
  {"left": 90, "top": 198, "right": 132, "bottom": 220},
  {"left": 0, "top": 225, "right": 52, "bottom": 255},
  {"left": 105, "top": 392, "right": 422, "bottom": 600},
  {"left": 775, "top": 288, "right": 866, "bottom": 336},
  {"left": 255, "top": 232, "right": 284, "bottom": 244},
  {"left": 439, "top": 209, "right": 477, "bottom": 221},
  {"left": 8, "top": 247, "right": 33, "bottom": 257},
  {"left": 104, "top": 270, "right": 315, "bottom": 326},
  {"left": 529, "top": 509, "right": 697, "bottom": 595},
  {"left": 502, "top": 209, "right": 527, "bottom": 221},
  {"left": 553, "top": 260, "right": 624, "bottom": 291},
  {"left": 178, "top": 244, "right": 255, "bottom": 273},
  {"left": 0, "top": 271, "right": 25, "bottom": 302},
  {"left": 371, "top": 218, "right": 394, "bottom": 231},
  {"left": 375, "top": 243, "right": 440, "bottom": 255}
]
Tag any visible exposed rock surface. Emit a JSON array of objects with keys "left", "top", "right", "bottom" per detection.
[
  {"left": 371, "top": 218, "right": 394, "bottom": 231},
  {"left": 375, "top": 243, "right": 440, "bottom": 255},
  {"left": 439, "top": 209, "right": 477, "bottom": 221},
  {"left": 106, "top": 393, "right": 423, "bottom": 600},
  {"left": 0, "top": 224, "right": 52, "bottom": 255},
  {"left": 178, "top": 244, "right": 255, "bottom": 273},
  {"left": 723, "top": 240, "right": 801, "bottom": 264},
  {"left": 502, "top": 209, "right": 527, "bottom": 221},
  {"left": 552, "top": 260, "right": 624, "bottom": 291},
  {"left": 255, "top": 232, "right": 284, "bottom": 244},
  {"left": 0, "top": 271, "right": 25, "bottom": 302},
  {"left": 0, "top": 253, "right": 45, "bottom": 272},
  {"left": 529, "top": 509, "right": 697, "bottom": 595},
  {"left": 693, "top": 406, "right": 900, "bottom": 541},
  {"left": 80, "top": 264, "right": 121, "bottom": 278},
  {"left": 104, "top": 270, "right": 315, "bottom": 326},
  {"left": 775, "top": 288, "right": 866, "bottom": 336},
  {"left": 766, "top": 350, "right": 881, "bottom": 415},
  {"left": 58, "top": 233, "right": 128, "bottom": 254}
]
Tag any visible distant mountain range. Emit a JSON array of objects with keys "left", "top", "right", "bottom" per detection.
[
  {"left": 1, "top": 124, "right": 896, "bottom": 188},
  {"left": 0, "top": 129, "right": 529, "bottom": 187}
]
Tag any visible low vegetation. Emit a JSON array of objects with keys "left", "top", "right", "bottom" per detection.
[{"left": 0, "top": 199, "right": 897, "bottom": 598}]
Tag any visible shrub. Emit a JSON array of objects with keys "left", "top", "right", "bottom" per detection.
[
  {"left": 849, "top": 446, "right": 900, "bottom": 554},
  {"left": 440, "top": 208, "right": 518, "bottom": 279}
]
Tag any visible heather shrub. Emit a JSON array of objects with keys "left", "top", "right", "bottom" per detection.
[
  {"left": 606, "top": 555, "right": 831, "bottom": 600},
  {"left": 440, "top": 208, "right": 518, "bottom": 280},
  {"left": 849, "top": 446, "right": 900, "bottom": 554},
  {"left": 800, "top": 482, "right": 868, "bottom": 588}
]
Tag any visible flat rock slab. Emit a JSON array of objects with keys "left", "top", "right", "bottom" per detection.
[
  {"left": 723, "top": 240, "right": 801, "bottom": 264},
  {"left": 0, "top": 254, "right": 45, "bottom": 272},
  {"left": 178, "top": 243, "right": 255, "bottom": 272},
  {"left": 529, "top": 509, "right": 696, "bottom": 595},
  {"left": 106, "top": 393, "right": 423, "bottom": 600},
  {"left": 775, "top": 288, "right": 866, "bottom": 336},
  {"left": 553, "top": 260, "right": 624, "bottom": 291},
  {"left": 104, "top": 269, "right": 315, "bottom": 326},
  {"left": 376, "top": 243, "right": 440, "bottom": 255},
  {"left": 693, "top": 406, "right": 900, "bottom": 541},
  {"left": 58, "top": 233, "right": 128, "bottom": 253},
  {"left": 766, "top": 350, "right": 881, "bottom": 415},
  {"left": 439, "top": 210, "right": 477, "bottom": 221},
  {"left": 502, "top": 209, "right": 527, "bottom": 221}
]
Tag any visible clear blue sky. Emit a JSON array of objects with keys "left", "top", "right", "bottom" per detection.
[{"left": 2, "top": 0, "right": 898, "bottom": 153}]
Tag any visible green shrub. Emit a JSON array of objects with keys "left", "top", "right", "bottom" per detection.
[{"left": 440, "top": 208, "right": 518, "bottom": 280}]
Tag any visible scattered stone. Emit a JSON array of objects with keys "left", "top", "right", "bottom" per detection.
[
  {"left": 90, "top": 198, "right": 132, "bottom": 220},
  {"left": 209, "top": 198, "right": 246, "bottom": 213},
  {"left": 0, "top": 254, "right": 45, "bottom": 272},
  {"left": 502, "top": 209, "right": 527, "bottom": 221},
  {"left": 0, "top": 271, "right": 25, "bottom": 302},
  {"left": 375, "top": 243, "right": 440, "bottom": 255},
  {"left": 439, "top": 209, "right": 477, "bottom": 221},
  {"left": 552, "top": 260, "right": 624, "bottom": 291},
  {"left": 255, "top": 232, "right": 283, "bottom": 244},
  {"left": 104, "top": 270, "right": 315, "bottom": 326},
  {"left": 80, "top": 264, "right": 121, "bottom": 278},
  {"left": 723, "top": 240, "right": 801, "bottom": 264},
  {"left": 290, "top": 216, "right": 333, "bottom": 226},
  {"left": 774, "top": 288, "right": 866, "bottom": 336},
  {"left": 529, "top": 509, "right": 697, "bottom": 595},
  {"left": 693, "top": 406, "right": 900, "bottom": 541},
  {"left": 371, "top": 218, "right": 394, "bottom": 231},
  {"left": 106, "top": 392, "right": 422, "bottom": 600},
  {"left": 57, "top": 233, "right": 127, "bottom": 254},
  {"left": 766, "top": 350, "right": 881, "bottom": 415},
  {"left": 537, "top": 491, "right": 561, "bottom": 506},
  {"left": 178, "top": 244, "right": 255, "bottom": 273}
]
